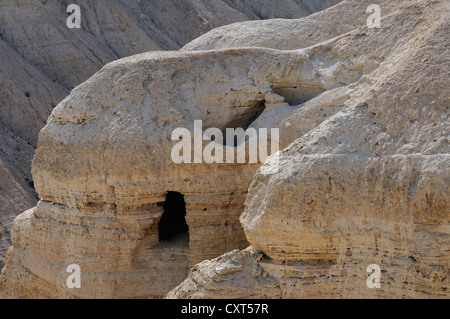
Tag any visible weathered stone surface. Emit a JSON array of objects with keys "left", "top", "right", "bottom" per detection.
[
  {"left": 1, "top": 0, "right": 448, "bottom": 299},
  {"left": 182, "top": 0, "right": 395, "bottom": 52},
  {"left": 0, "top": 0, "right": 342, "bottom": 265},
  {"left": 0, "top": 0, "right": 342, "bottom": 142},
  {"left": 0, "top": 127, "right": 37, "bottom": 267},
  {"left": 220, "top": 0, "right": 341, "bottom": 20},
  {"left": 0, "top": 33, "right": 367, "bottom": 296},
  {"left": 168, "top": 0, "right": 450, "bottom": 299}
]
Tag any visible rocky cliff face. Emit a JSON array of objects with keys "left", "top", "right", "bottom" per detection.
[
  {"left": 0, "top": 0, "right": 342, "bottom": 267},
  {"left": 168, "top": 0, "right": 450, "bottom": 298},
  {"left": 0, "top": 41, "right": 363, "bottom": 297},
  {"left": 0, "top": 0, "right": 448, "bottom": 299}
]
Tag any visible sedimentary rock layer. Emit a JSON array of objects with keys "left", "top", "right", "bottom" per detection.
[
  {"left": 0, "top": 0, "right": 388, "bottom": 294},
  {"left": 168, "top": 0, "right": 450, "bottom": 299},
  {"left": 0, "top": 0, "right": 342, "bottom": 265},
  {"left": 1, "top": 0, "right": 448, "bottom": 299},
  {"left": 0, "top": 40, "right": 367, "bottom": 297}
]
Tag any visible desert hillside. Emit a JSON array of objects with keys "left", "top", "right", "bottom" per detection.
[
  {"left": 0, "top": 0, "right": 341, "bottom": 267},
  {"left": 0, "top": 0, "right": 448, "bottom": 299}
]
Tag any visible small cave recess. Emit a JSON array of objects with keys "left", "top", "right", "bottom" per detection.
[{"left": 158, "top": 191, "right": 189, "bottom": 243}]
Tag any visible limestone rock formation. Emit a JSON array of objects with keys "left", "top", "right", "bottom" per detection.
[
  {"left": 0, "top": 0, "right": 342, "bottom": 142},
  {"left": 0, "top": 0, "right": 342, "bottom": 143},
  {"left": 0, "top": 0, "right": 369, "bottom": 296},
  {"left": 0, "top": 0, "right": 342, "bottom": 266},
  {"left": 1, "top": 0, "right": 448, "bottom": 299},
  {"left": 182, "top": 0, "right": 418, "bottom": 52},
  {"left": 168, "top": 0, "right": 450, "bottom": 299},
  {"left": 0, "top": 37, "right": 364, "bottom": 297}
]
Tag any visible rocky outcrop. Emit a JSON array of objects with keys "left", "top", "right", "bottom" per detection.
[
  {"left": 0, "top": 0, "right": 375, "bottom": 297},
  {"left": 182, "top": 0, "right": 397, "bottom": 52},
  {"left": 0, "top": 0, "right": 342, "bottom": 144},
  {"left": 168, "top": 0, "right": 450, "bottom": 299},
  {"left": 0, "top": 35, "right": 369, "bottom": 297},
  {"left": 1, "top": 0, "right": 447, "bottom": 299},
  {"left": 0, "top": 0, "right": 342, "bottom": 266}
]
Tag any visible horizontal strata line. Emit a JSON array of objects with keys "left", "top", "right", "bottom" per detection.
[
  {"left": 36, "top": 193, "right": 248, "bottom": 208},
  {"left": 290, "top": 152, "right": 450, "bottom": 159}
]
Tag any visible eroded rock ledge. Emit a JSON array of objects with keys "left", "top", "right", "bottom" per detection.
[
  {"left": 167, "top": 0, "right": 449, "bottom": 299},
  {"left": 0, "top": 40, "right": 375, "bottom": 298},
  {"left": 1, "top": 0, "right": 449, "bottom": 299}
]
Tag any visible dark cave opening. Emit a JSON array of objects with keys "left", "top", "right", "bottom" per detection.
[
  {"left": 218, "top": 100, "right": 266, "bottom": 146},
  {"left": 272, "top": 84, "right": 325, "bottom": 106},
  {"left": 158, "top": 191, "right": 189, "bottom": 242}
]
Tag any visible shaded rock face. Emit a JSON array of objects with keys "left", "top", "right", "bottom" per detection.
[
  {"left": 0, "top": 0, "right": 342, "bottom": 147},
  {"left": 0, "top": 153, "right": 37, "bottom": 267},
  {"left": 0, "top": 0, "right": 342, "bottom": 267},
  {"left": 0, "top": 128, "right": 38, "bottom": 270},
  {"left": 168, "top": 0, "right": 450, "bottom": 299}
]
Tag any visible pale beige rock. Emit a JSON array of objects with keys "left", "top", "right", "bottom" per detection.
[
  {"left": 2, "top": 0, "right": 448, "bottom": 299},
  {"left": 0, "top": 0, "right": 370, "bottom": 294},
  {"left": 169, "top": 0, "right": 450, "bottom": 299},
  {"left": 0, "top": 39, "right": 358, "bottom": 297},
  {"left": 182, "top": 0, "right": 397, "bottom": 52},
  {"left": 0, "top": 0, "right": 342, "bottom": 265},
  {"left": 0, "top": 0, "right": 342, "bottom": 141}
]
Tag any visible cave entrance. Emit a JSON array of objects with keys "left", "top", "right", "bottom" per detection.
[
  {"left": 273, "top": 83, "right": 325, "bottom": 106},
  {"left": 158, "top": 191, "right": 189, "bottom": 243}
]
